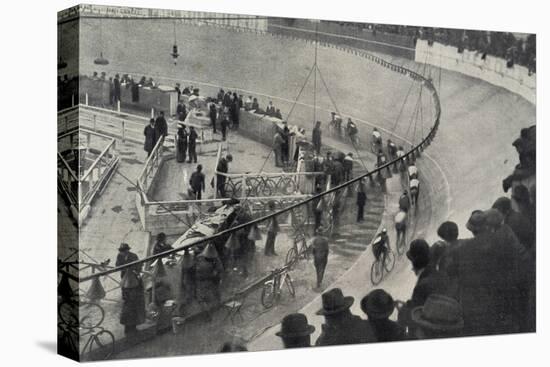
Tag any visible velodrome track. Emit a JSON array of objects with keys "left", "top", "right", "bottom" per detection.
[{"left": 74, "top": 20, "right": 535, "bottom": 349}]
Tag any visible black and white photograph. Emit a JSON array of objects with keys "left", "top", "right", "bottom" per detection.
[{"left": 2, "top": 1, "right": 548, "bottom": 366}]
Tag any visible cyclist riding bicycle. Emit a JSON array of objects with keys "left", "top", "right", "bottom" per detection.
[
  {"left": 394, "top": 210, "right": 408, "bottom": 246},
  {"left": 399, "top": 190, "right": 411, "bottom": 212},
  {"left": 409, "top": 177, "right": 420, "bottom": 206},
  {"left": 372, "top": 228, "right": 390, "bottom": 261},
  {"left": 346, "top": 118, "right": 358, "bottom": 140},
  {"left": 408, "top": 164, "right": 418, "bottom": 180}
]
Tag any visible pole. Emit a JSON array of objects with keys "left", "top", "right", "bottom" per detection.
[{"left": 313, "top": 23, "right": 318, "bottom": 126}]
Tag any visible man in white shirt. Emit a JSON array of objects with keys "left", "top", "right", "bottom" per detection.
[{"left": 408, "top": 164, "right": 418, "bottom": 180}]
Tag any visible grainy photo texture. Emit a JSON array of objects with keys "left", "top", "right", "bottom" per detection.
[{"left": 57, "top": 4, "right": 536, "bottom": 362}]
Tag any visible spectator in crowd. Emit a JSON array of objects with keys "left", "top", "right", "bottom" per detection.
[
  {"left": 193, "top": 244, "right": 223, "bottom": 317},
  {"left": 281, "top": 121, "right": 290, "bottom": 163},
  {"left": 219, "top": 342, "right": 247, "bottom": 353},
  {"left": 331, "top": 153, "right": 345, "bottom": 187},
  {"left": 230, "top": 96, "right": 240, "bottom": 129},
  {"left": 238, "top": 95, "right": 244, "bottom": 109},
  {"left": 273, "top": 131, "right": 284, "bottom": 167},
  {"left": 315, "top": 288, "right": 377, "bottom": 346},
  {"left": 189, "top": 164, "right": 205, "bottom": 200},
  {"left": 312, "top": 227, "right": 330, "bottom": 290},
  {"left": 216, "top": 154, "right": 232, "bottom": 198},
  {"left": 221, "top": 114, "right": 229, "bottom": 141},
  {"left": 179, "top": 250, "right": 195, "bottom": 313},
  {"left": 154, "top": 111, "right": 168, "bottom": 143},
  {"left": 356, "top": 178, "right": 367, "bottom": 222},
  {"left": 152, "top": 232, "right": 173, "bottom": 255},
  {"left": 361, "top": 289, "right": 405, "bottom": 342},
  {"left": 116, "top": 243, "right": 145, "bottom": 336},
  {"left": 187, "top": 126, "right": 198, "bottom": 163},
  {"left": 143, "top": 118, "right": 156, "bottom": 158},
  {"left": 312, "top": 121, "right": 322, "bottom": 155},
  {"left": 411, "top": 294, "right": 464, "bottom": 339},
  {"left": 275, "top": 109, "right": 283, "bottom": 119},
  {"left": 511, "top": 184, "right": 535, "bottom": 225},
  {"left": 276, "top": 313, "right": 316, "bottom": 349},
  {"left": 312, "top": 186, "right": 324, "bottom": 231},
  {"left": 108, "top": 77, "right": 115, "bottom": 105},
  {"left": 217, "top": 89, "right": 225, "bottom": 103},
  {"left": 251, "top": 97, "right": 259, "bottom": 111},
  {"left": 492, "top": 196, "right": 535, "bottom": 251},
  {"left": 113, "top": 73, "right": 121, "bottom": 103},
  {"left": 400, "top": 239, "right": 448, "bottom": 332},
  {"left": 131, "top": 77, "right": 140, "bottom": 102},
  {"left": 264, "top": 200, "right": 280, "bottom": 256},
  {"left": 209, "top": 103, "right": 217, "bottom": 134},
  {"left": 387, "top": 139, "right": 397, "bottom": 160},
  {"left": 266, "top": 101, "right": 276, "bottom": 116},
  {"left": 175, "top": 123, "right": 188, "bottom": 163},
  {"left": 223, "top": 90, "right": 232, "bottom": 107},
  {"left": 244, "top": 95, "right": 253, "bottom": 111},
  {"left": 176, "top": 100, "right": 187, "bottom": 121}
]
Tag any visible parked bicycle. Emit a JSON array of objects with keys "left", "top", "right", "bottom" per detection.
[
  {"left": 261, "top": 266, "right": 296, "bottom": 309},
  {"left": 285, "top": 230, "right": 310, "bottom": 269}
]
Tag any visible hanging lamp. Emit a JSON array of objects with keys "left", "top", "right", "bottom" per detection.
[
  {"left": 170, "top": 21, "right": 179, "bottom": 65},
  {"left": 94, "top": 18, "right": 109, "bottom": 65}
]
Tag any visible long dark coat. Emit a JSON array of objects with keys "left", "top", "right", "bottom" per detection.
[
  {"left": 176, "top": 128, "right": 188, "bottom": 162},
  {"left": 116, "top": 251, "right": 145, "bottom": 327},
  {"left": 143, "top": 125, "right": 156, "bottom": 154},
  {"left": 154, "top": 116, "right": 168, "bottom": 142}
]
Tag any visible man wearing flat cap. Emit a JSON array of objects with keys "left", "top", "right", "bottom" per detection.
[
  {"left": 276, "top": 313, "right": 315, "bottom": 348},
  {"left": 315, "top": 288, "right": 377, "bottom": 346}
]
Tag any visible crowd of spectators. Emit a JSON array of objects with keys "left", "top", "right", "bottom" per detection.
[{"left": 314, "top": 19, "right": 536, "bottom": 72}]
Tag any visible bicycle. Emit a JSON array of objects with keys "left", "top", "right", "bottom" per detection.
[
  {"left": 80, "top": 325, "right": 115, "bottom": 360},
  {"left": 285, "top": 231, "right": 310, "bottom": 269},
  {"left": 261, "top": 266, "right": 296, "bottom": 309},
  {"left": 370, "top": 243, "right": 396, "bottom": 285}
]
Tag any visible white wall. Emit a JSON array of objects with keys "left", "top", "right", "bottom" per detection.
[{"left": 415, "top": 39, "right": 536, "bottom": 105}]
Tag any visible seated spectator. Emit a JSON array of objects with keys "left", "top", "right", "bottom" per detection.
[
  {"left": 244, "top": 95, "right": 253, "bottom": 110},
  {"left": 251, "top": 97, "right": 260, "bottom": 111},
  {"left": 274, "top": 109, "right": 283, "bottom": 119},
  {"left": 266, "top": 101, "right": 276, "bottom": 116},
  {"left": 361, "top": 289, "right": 405, "bottom": 342},
  {"left": 410, "top": 294, "right": 464, "bottom": 339},
  {"left": 315, "top": 288, "right": 377, "bottom": 346},
  {"left": 276, "top": 313, "right": 316, "bottom": 348}
]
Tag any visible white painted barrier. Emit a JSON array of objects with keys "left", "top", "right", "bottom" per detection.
[{"left": 415, "top": 40, "right": 536, "bottom": 105}]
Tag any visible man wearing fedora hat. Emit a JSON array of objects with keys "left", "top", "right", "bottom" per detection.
[
  {"left": 276, "top": 313, "right": 316, "bottom": 348},
  {"left": 411, "top": 293, "right": 464, "bottom": 339},
  {"left": 399, "top": 239, "right": 448, "bottom": 332},
  {"left": 361, "top": 289, "right": 405, "bottom": 342},
  {"left": 315, "top": 288, "right": 377, "bottom": 346}
]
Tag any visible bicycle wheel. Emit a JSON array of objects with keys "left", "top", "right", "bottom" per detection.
[
  {"left": 89, "top": 330, "right": 115, "bottom": 360},
  {"left": 285, "top": 274, "right": 296, "bottom": 298},
  {"left": 58, "top": 301, "right": 78, "bottom": 327},
  {"left": 260, "top": 178, "right": 275, "bottom": 197},
  {"left": 285, "top": 247, "right": 298, "bottom": 268},
  {"left": 384, "top": 250, "right": 396, "bottom": 273},
  {"left": 277, "top": 177, "right": 296, "bottom": 195},
  {"left": 370, "top": 260, "right": 383, "bottom": 285},
  {"left": 79, "top": 303, "right": 105, "bottom": 329},
  {"left": 245, "top": 177, "right": 261, "bottom": 196},
  {"left": 261, "top": 282, "right": 276, "bottom": 309}
]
